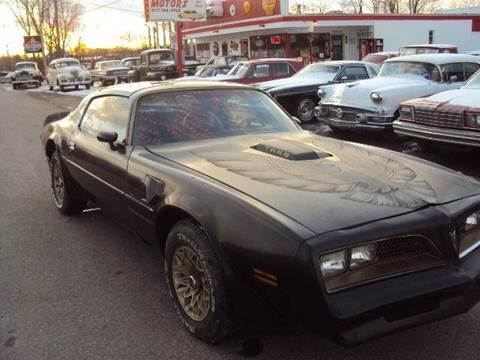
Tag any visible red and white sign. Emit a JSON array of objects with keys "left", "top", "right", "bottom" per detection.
[{"left": 144, "top": 0, "right": 207, "bottom": 22}]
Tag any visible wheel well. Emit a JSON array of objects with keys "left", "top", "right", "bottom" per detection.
[
  {"left": 45, "top": 139, "right": 56, "bottom": 160},
  {"left": 156, "top": 206, "right": 198, "bottom": 252}
]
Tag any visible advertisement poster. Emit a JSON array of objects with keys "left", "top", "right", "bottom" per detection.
[
  {"left": 145, "top": 0, "right": 207, "bottom": 22},
  {"left": 23, "top": 36, "right": 42, "bottom": 53}
]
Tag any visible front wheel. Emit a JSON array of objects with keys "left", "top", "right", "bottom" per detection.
[
  {"left": 295, "top": 98, "right": 316, "bottom": 123},
  {"left": 85, "top": 84, "right": 91, "bottom": 89},
  {"left": 165, "top": 220, "right": 233, "bottom": 344},
  {"left": 49, "top": 150, "right": 86, "bottom": 215}
]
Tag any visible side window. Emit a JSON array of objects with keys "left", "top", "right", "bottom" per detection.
[
  {"left": 465, "top": 63, "right": 480, "bottom": 80},
  {"left": 140, "top": 55, "right": 147, "bottom": 65},
  {"left": 367, "top": 65, "right": 378, "bottom": 77},
  {"left": 271, "top": 63, "right": 290, "bottom": 76},
  {"left": 80, "top": 96, "right": 131, "bottom": 142},
  {"left": 251, "top": 64, "right": 270, "bottom": 78},
  {"left": 338, "top": 66, "right": 369, "bottom": 81},
  {"left": 441, "top": 63, "right": 465, "bottom": 82}
]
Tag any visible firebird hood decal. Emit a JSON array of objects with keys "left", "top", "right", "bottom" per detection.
[
  {"left": 196, "top": 143, "right": 437, "bottom": 209},
  {"left": 148, "top": 132, "right": 480, "bottom": 234}
]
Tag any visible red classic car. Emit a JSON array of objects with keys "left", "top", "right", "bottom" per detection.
[{"left": 212, "top": 58, "right": 304, "bottom": 84}]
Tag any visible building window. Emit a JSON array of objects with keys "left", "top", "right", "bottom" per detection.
[{"left": 429, "top": 30, "right": 434, "bottom": 44}]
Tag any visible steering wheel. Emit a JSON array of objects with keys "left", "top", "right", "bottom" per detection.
[{"left": 182, "top": 110, "right": 225, "bottom": 132}]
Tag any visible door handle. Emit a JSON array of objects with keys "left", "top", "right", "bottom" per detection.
[{"left": 68, "top": 142, "right": 75, "bottom": 151}]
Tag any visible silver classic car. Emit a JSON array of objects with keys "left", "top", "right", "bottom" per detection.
[
  {"left": 12, "top": 62, "right": 42, "bottom": 89},
  {"left": 393, "top": 69, "right": 480, "bottom": 147},
  {"left": 46, "top": 58, "right": 91, "bottom": 91},
  {"left": 315, "top": 54, "right": 480, "bottom": 132}
]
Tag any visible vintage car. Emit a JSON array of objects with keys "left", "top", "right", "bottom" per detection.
[
  {"left": 41, "top": 81, "right": 480, "bottom": 346},
  {"left": 212, "top": 58, "right": 304, "bottom": 85},
  {"left": 46, "top": 58, "right": 91, "bottom": 91},
  {"left": 90, "top": 60, "right": 130, "bottom": 86},
  {"left": 393, "top": 69, "right": 480, "bottom": 147},
  {"left": 122, "top": 57, "right": 141, "bottom": 82},
  {"left": 316, "top": 54, "right": 480, "bottom": 132},
  {"left": 257, "top": 61, "right": 379, "bottom": 122},
  {"left": 176, "top": 64, "right": 231, "bottom": 81},
  {"left": 362, "top": 51, "right": 399, "bottom": 65},
  {"left": 12, "top": 62, "right": 42, "bottom": 89},
  {"left": 400, "top": 44, "right": 458, "bottom": 56},
  {"left": 0, "top": 71, "right": 14, "bottom": 83}
]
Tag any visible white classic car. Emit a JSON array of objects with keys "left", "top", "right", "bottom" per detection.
[
  {"left": 47, "top": 58, "right": 91, "bottom": 92},
  {"left": 315, "top": 54, "right": 480, "bottom": 132},
  {"left": 393, "top": 69, "right": 480, "bottom": 147}
]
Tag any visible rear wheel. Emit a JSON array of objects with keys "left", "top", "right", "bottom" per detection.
[
  {"left": 296, "top": 98, "right": 316, "bottom": 123},
  {"left": 165, "top": 220, "right": 233, "bottom": 343},
  {"left": 75, "top": 85, "right": 79, "bottom": 90},
  {"left": 85, "top": 84, "right": 91, "bottom": 90},
  {"left": 49, "top": 150, "right": 86, "bottom": 215},
  {"left": 12, "top": 84, "right": 17, "bottom": 90}
]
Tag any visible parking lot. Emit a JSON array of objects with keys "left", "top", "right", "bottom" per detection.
[{"left": 1, "top": 84, "right": 480, "bottom": 360}]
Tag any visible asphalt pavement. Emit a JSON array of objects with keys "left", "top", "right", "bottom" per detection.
[{"left": 1, "top": 84, "right": 480, "bottom": 360}]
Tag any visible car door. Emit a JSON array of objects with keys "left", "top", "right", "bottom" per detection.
[
  {"left": 271, "top": 62, "right": 293, "bottom": 80},
  {"left": 65, "top": 95, "right": 132, "bottom": 212},
  {"left": 138, "top": 54, "right": 148, "bottom": 81},
  {"left": 438, "top": 62, "right": 477, "bottom": 91}
]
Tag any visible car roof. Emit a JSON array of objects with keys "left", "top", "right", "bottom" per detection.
[
  {"left": 90, "top": 80, "right": 254, "bottom": 98},
  {"left": 122, "top": 57, "right": 140, "bottom": 61},
  {"left": 245, "top": 58, "right": 302, "bottom": 64},
  {"left": 402, "top": 44, "right": 457, "bottom": 48},
  {"left": 140, "top": 48, "right": 173, "bottom": 55},
  {"left": 386, "top": 53, "right": 480, "bottom": 64},
  {"left": 16, "top": 62, "right": 36, "bottom": 65},
  {"left": 365, "top": 51, "right": 399, "bottom": 56},
  {"left": 50, "top": 58, "right": 79, "bottom": 64},
  {"left": 98, "top": 60, "right": 122, "bottom": 64}
]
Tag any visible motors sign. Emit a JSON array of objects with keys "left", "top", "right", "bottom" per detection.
[
  {"left": 23, "top": 36, "right": 43, "bottom": 53},
  {"left": 144, "top": 0, "right": 206, "bottom": 22}
]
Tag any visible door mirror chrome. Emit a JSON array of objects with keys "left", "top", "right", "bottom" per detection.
[
  {"left": 97, "top": 131, "right": 118, "bottom": 144},
  {"left": 340, "top": 76, "right": 349, "bottom": 82},
  {"left": 449, "top": 75, "right": 458, "bottom": 83}
]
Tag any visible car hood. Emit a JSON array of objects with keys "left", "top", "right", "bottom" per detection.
[
  {"left": 416, "top": 88, "right": 480, "bottom": 108},
  {"left": 322, "top": 76, "right": 436, "bottom": 115},
  {"left": 147, "top": 132, "right": 480, "bottom": 234},
  {"left": 259, "top": 74, "right": 335, "bottom": 91}
]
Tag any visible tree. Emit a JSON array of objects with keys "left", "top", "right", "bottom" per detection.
[
  {"left": 382, "top": 0, "right": 402, "bottom": 13},
  {"left": 340, "top": 0, "right": 365, "bottom": 13},
  {"left": 289, "top": 0, "right": 330, "bottom": 14},
  {"left": 448, "top": 0, "right": 480, "bottom": 7},
  {"left": 406, "top": 0, "right": 439, "bottom": 13}
]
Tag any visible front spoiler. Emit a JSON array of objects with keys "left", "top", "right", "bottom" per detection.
[{"left": 393, "top": 120, "right": 480, "bottom": 148}]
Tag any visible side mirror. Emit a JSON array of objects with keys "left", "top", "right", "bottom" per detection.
[{"left": 97, "top": 131, "right": 118, "bottom": 143}]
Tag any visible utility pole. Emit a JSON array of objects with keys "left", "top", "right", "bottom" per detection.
[
  {"left": 53, "top": 0, "right": 60, "bottom": 56},
  {"left": 162, "top": 22, "right": 167, "bottom": 48},
  {"left": 147, "top": 24, "right": 152, "bottom": 48},
  {"left": 155, "top": 21, "right": 160, "bottom": 49}
]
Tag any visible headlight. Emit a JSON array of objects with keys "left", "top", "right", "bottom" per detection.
[
  {"left": 399, "top": 105, "right": 415, "bottom": 120},
  {"left": 320, "top": 250, "right": 346, "bottom": 278},
  {"left": 317, "top": 88, "right": 326, "bottom": 99},
  {"left": 370, "top": 92, "right": 383, "bottom": 103},
  {"left": 464, "top": 112, "right": 480, "bottom": 129},
  {"left": 350, "top": 243, "right": 376, "bottom": 270},
  {"left": 319, "top": 235, "right": 444, "bottom": 293},
  {"left": 465, "top": 210, "right": 480, "bottom": 232}
]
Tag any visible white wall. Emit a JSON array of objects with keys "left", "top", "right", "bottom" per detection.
[{"left": 373, "top": 20, "right": 480, "bottom": 52}]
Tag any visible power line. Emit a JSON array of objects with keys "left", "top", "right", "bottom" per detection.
[{"left": 83, "top": 0, "right": 144, "bottom": 14}]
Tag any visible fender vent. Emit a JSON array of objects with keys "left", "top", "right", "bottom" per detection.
[{"left": 251, "top": 139, "right": 330, "bottom": 161}]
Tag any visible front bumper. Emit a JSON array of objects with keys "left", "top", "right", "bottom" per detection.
[
  {"left": 315, "top": 105, "right": 393, "bottom": 131},
  {"left": 13, "top": 79, "right": 39, "bottom": 85},
  {"left": 393, "top": 120, "right": 480, "bottom": 147},
  {"left": 59, "top": 79, "right": 91, "bottom": 86},
  {"left": 319, "top": 116, "right": 393, "bottom": 131}
]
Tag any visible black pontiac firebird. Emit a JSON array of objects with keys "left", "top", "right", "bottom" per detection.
[{"left": 41, "top": 81, "right": 480, "bottom": 346}]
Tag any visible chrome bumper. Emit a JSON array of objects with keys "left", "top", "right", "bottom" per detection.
[
  {"left": 318, "top": 116, "right": 394, "bottom": 131},
  {"left": 393, "top": 120, "right": 480, "bottom": 147}
]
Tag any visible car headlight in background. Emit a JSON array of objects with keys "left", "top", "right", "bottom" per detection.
[
  {"left": 399, "top": 105, "right": 415, "bottom": 120},
  {"left": 458, "top": 209, "right": 480, "bottom": 258},
  {"left": 319, "top": 235, "right": 444, "bottom": 293},
  {"left": 317, "top": 88, "right": 326, "bottom": 99},
  {"left": 465, "top": 210, "right": 480, "bottom": 232},
  {"left": 370, "top": 92, "right": 383, "bottom": 103},
  {"left": 464, "top": 112, "right": 480, "bottom": 129}
]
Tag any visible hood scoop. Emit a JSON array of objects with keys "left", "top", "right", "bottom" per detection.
[{"left": 251, "top": 139, "right": 330, "bottom": 161}]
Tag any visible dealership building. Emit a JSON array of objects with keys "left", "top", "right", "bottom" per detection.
[{"left": 182, "top": 0, "right": 480, "bottom": 63}]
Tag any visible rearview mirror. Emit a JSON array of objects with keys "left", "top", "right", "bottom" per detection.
[{"left": 97, "top": 131, "right": 118, "bottom": 143}]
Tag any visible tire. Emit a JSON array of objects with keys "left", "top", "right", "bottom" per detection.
[
  {"left": 35, "top": 82, "right": 40, "bottom": 88},
  {"left": 49, "top": 150, "right": 86, "bottom": 215},
  {"left": 12, "top": 84, "right": 17, "bottom": 90},
  {"left": 75, "top": 85, "right": 79, "bottom": 90},
  {"left": 86, "top": 84, "right": 91, "bottom": 90},
  {"left": 60, "top": 85, "right": 65, "bottom": 92},
  {"left": 165, "top": 220, "right": 233, "bottom": 344},
  {"left": 295, "top": 98, "right": 316, "bottom": 123}
]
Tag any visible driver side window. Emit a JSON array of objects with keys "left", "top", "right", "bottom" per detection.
[{"left": 80, "top": 96, "right": 130, "bottom": 142}]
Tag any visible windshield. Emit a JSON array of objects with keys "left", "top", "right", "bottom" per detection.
[
  {"left": 294, "top": 64, "right": 339, "bottom": 77},
  {"left": 56, "top": 60, "right": 79, "bottom": 68},
  {"left": 195, "top": 67, "right": 216, "bottom": 77},
  {"left": 464, "top": 70, "right": 480, "bottom": 88},
  {"left": 101, "top": 61, "right": 123, "bottom": 69},
  {"left": 228, "top": 63, "right": 250, "bottom": 77},
  {"left": 149, "top": 52, "right": 174, "bottom": 64},
  {"left": 378, "top": 61, "right": 441, "bottom": 81},
  {"left": 133, "top": 89, "right": 299, "bottom": 145},
  {"left": 15, "top": 63, "right": 36, "bottom": 71}
]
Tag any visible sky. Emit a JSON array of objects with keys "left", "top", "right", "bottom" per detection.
[{"left": 0, "top": 0, "right": 147, "bottom": 56}]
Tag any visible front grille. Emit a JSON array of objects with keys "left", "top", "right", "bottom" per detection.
[
  {"left": 414, "top": 107, "right": 464, "bottom": 129},
  {"left": 376, "top": 236, "right": 432, "bottom": 261},
  {"left": 326, "top": 106, "right": 361, "bottom": 122}
]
